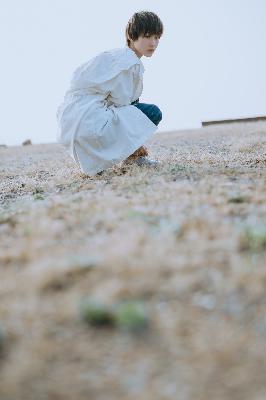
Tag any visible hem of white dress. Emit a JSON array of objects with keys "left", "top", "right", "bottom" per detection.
[
  {"left": 75, "top": 127, "right": 157, "bottom": 176},
  {"left": 69, "top": 103, "right": 159, "bottom": 176}
]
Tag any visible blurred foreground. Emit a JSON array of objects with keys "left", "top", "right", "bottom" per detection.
[{"left": 0, "top": 122, "right": 266, "bottom": 399}]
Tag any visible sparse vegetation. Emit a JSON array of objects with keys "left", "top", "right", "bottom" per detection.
[
  {"left": 0, "top": 324, "right": 5, "bottom": 353},
  {"left": 240, "top": 226, "right": 266, "bottom": 251},
  {"left": 80, "top": 298, "right": 116, "bottom": 327},
  {"left": 0, "top": 123, "right": 265, "bottom": 399},
  {"left": 228, "top": 195, "right": 249, "bottom": 203},
  {"left": 114, "top": 300, "right": 149, "bottom": 331},
  {"left": 79, "top": 298, "right": 149, "bottom": 331}
]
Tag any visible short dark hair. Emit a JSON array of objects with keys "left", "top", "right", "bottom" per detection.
[{"left": 125, "top": 11, "right": 164, "bottom": 47}]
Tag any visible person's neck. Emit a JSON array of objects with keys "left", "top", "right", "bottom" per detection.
[{"left": 128, "top": 45, "right": 142, "bottom": 59}]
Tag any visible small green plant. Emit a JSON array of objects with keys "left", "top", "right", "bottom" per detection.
[
  {"left": 32, "top": 186, "right": 44, "bottom": 194},
  {"left": 79, "top": 298, "right": 149, "bottom": 332},
  {"left": 240, "top": 226, "right": 266, "bottom": 251},
  {"left": 0, "top": 214, "right": 10, "bottom": 224},
  {"left": 0, "top": 213, "right": 16, "bottom": 227},
  {"left": 0, "top": 324, "right": 6, "bottom": 352},
  {"left": 33, "top": 194, "right": 45, "bottom": 200},
  {"left": 32, "top": 187, "right": 45, "bottom": 200},
  {"left": 79, "top": 299, "right": 115, "bottom": 327},
  {"left": 228, "top": 195, "right": 249, "bottom": 204},
  {"left": 169, "top": 164, "right": 186, "bottom": 174},
  {"left": 126, "top": 209, "right": 159, "bottom": 225},
  {"left": 115, "top": 300, "right": 149, "bottom": 332}
]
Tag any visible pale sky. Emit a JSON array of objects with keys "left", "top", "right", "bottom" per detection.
[{"left": 0, "top": 0, "right": 265, "bottom": 146}]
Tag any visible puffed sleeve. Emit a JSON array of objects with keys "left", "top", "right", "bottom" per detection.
[
  {"left": 69, "top": 51, "right": 141, "bottom": 106},
  {"left": 95, "top": 64, "right": 139, "bottom": 106}
]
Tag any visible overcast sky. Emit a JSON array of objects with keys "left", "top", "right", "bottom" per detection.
[{"left": 0, "top": 0, "right": 265, "bottom": 146}]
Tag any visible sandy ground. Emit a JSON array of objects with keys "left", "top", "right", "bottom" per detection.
[{"left": 0, "top": 122, "right": 266, "bottom": 400}]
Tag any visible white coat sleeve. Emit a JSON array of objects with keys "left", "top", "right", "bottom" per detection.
[{"left": 92, "top": 64, "right": 139, "bottom": 107}]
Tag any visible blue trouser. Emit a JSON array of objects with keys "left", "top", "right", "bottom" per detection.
[{"left": 131, "top": 99, "right": 162, "bottom": 126}]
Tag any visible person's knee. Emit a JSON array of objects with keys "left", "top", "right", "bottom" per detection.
[
  {"left": 157, "top": 107, "right": 162, "bottom": 123},
  {"left": 151, "top": 104, "right": 162, "bottom": 125}
]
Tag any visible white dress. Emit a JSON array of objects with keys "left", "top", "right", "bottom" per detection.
[{"left": 56, "top": 46, "right": 158, "bottom": 175}]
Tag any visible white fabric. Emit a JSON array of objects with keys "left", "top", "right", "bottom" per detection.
[{"left": 56, "top": 46, "right": 158, "bottom": 175}]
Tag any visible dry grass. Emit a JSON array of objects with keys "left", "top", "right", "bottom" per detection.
[{"left": 0, "top": 121, "right": 266, "bottom": 400}]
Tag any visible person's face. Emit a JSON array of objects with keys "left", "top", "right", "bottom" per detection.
[{"left": 129, "top": 33, "right": 160, "bottom": 58}]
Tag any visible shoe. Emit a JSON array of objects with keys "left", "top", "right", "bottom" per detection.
[{"left": 133, "top": 156, "right": 160, "bottom": 167}]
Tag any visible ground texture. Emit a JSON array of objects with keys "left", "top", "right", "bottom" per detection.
[{"left": 0, "top": 122, "right": 266, "bottom": 400}]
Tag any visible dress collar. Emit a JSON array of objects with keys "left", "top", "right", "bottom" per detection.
[{"left": 125, "top": 46, "right": 145, "bottom": 73}]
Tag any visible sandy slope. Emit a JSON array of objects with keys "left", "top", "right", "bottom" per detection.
[{"left": 0, "top": 122, "right": 266, "bottom": 400}]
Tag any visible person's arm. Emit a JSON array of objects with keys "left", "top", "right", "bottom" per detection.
[{"left": 95, "top": 64, "right": 138, "bottom": 107}]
